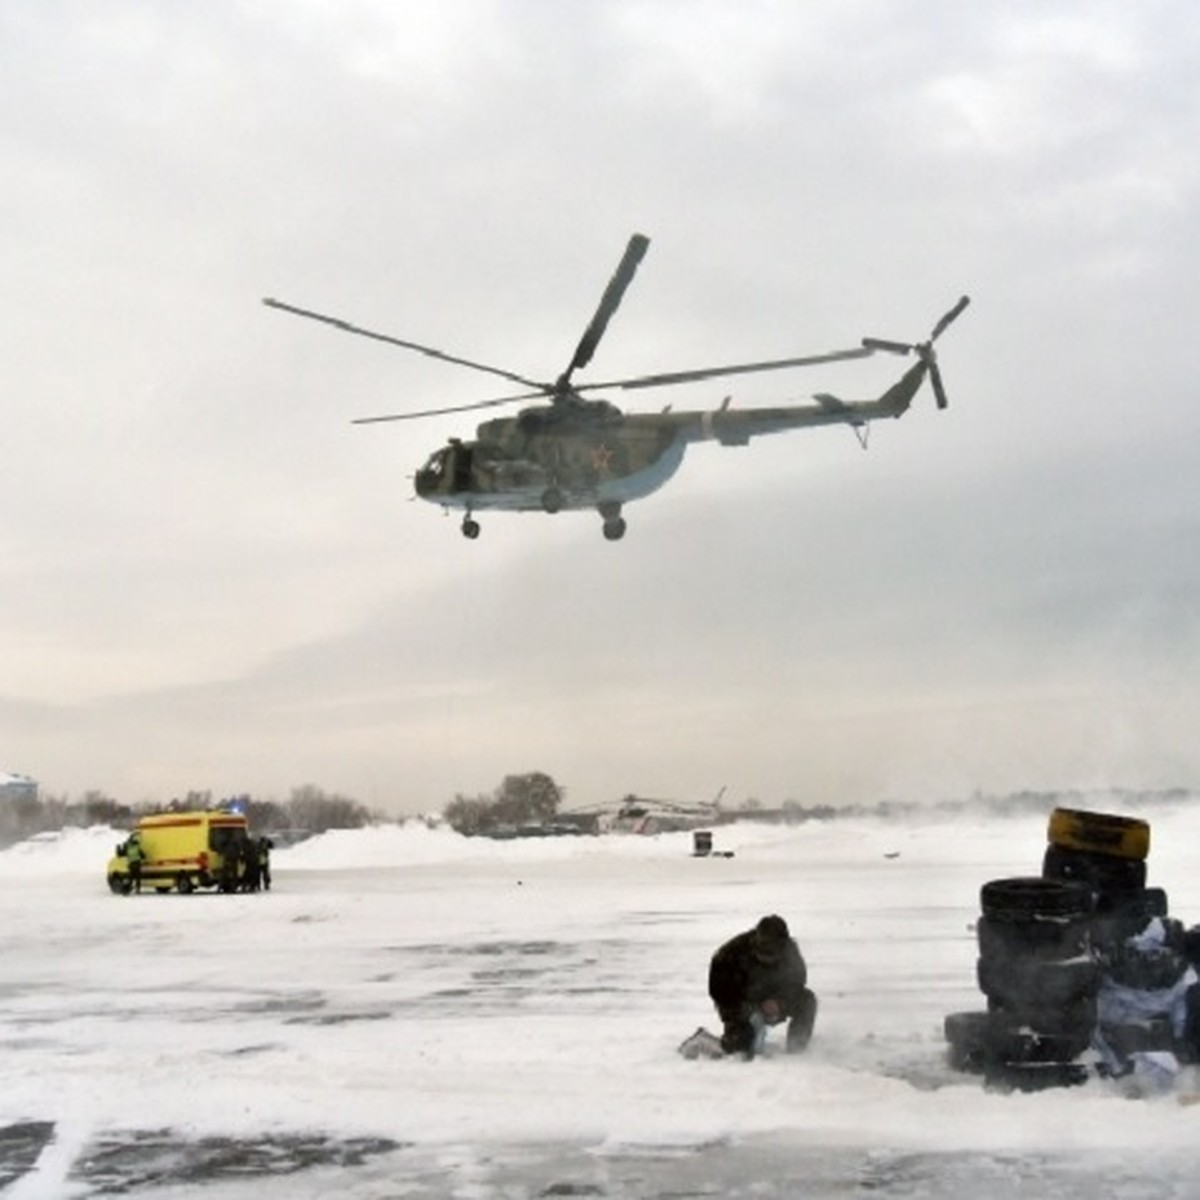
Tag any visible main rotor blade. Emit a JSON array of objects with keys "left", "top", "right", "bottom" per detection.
[
  {"left": 929, "top": 361, "right": 949, "bottom": 410},
  {"left": 931, "top": 295, "right": 970, "bottom": 342},
  {"left": 262, "top": 298, "right": 547, "bottom": 390},
  {"left": 351, "top": 389, "right": 550, "bottom": 425},
  {"left": 578, "top": 345, "right": 875, "bottom": 392},
  {"left": 562, "top": 233, "right": 650, "bottom": 382}
]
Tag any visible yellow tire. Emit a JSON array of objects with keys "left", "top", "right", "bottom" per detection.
[{"left": 1046, "top": 807, "right": 1149, "bottom": 861}]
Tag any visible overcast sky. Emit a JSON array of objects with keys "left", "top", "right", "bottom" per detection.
[{"left": 3, "top": 1, "right": 1198, "bottom": 815}]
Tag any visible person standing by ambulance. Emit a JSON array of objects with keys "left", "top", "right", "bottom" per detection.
[
  {"left": 124, "top": 832, "right": 145, "bottom": 895},
  {"left": 257, "top": 836, "right": 273, "bottom": 891}
]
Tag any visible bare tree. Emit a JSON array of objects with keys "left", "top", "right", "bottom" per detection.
[{"left": 442, "top": 772, "right": 564, "bottom": 835}]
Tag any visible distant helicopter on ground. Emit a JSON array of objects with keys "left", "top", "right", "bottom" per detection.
[{"left": 264, "top": 234, "right": 968, "bottom": 540}]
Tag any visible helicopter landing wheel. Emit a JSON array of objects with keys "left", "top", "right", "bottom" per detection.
[
  {"left": 461, "top": 517, "right": 481, "bottom": 539},
  {"left": 541, "top": 487, "right": 564, "bottom": 514},
  {"left": 602, "top": 516, "right": 627, "bottom": 541}
]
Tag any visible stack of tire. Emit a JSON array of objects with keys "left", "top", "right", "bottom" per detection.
[
  {"left": 945, "top": 873, "right": 1098, "bottom": 1091},
  {"left": 1041, "top": 807, "right": 1158, "bottom": 934},
  {"left": 946, "top": 806, "right": 1200, "bottom": 1089},
  {"left": 1044, "top": 807, "right": 1197, "bottom": 1071}
]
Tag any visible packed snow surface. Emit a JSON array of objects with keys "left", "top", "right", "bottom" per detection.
[{"left": 2, "top": 804, "right": 1199, "bottom": 1197}]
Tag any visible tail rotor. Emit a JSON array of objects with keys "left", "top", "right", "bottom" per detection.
[{"left": 862, "top": 295, "right": 969, "bottom": 410}]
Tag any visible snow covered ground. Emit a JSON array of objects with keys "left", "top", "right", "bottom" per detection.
[{"left": 2, "top": 803, "right": 1199, "bottom": 1198}]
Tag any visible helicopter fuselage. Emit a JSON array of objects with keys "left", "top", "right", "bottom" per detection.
[{"left": 413, "top": 359, "right": 931, "bottom": 530}]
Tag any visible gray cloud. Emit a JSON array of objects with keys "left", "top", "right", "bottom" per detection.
[{"left": 3, "top": 1, "right": 1198, "bottom": 812}]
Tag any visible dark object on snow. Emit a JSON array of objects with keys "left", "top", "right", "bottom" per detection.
[
  {"left": 678, "top": 1027, "right": 724, "bottom": 1060},
  {"left": 709, "top": 915, "right": 817, "bottom": 1058}
]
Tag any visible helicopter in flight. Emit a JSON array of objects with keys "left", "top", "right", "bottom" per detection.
[{"left": 264, "top": 234, "right": 967, "bottom": 540}]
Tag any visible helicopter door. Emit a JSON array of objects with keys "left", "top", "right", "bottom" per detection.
[{"left": 448, "top": 442, "right": 473, "bottom": 493}]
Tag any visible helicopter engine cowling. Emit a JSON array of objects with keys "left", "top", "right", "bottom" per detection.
[{"left": 699, "top": 409, "right": 750, "bottom": 447}]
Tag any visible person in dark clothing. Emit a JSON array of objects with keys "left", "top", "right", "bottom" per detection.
[
  {"left": 125, "top": 833, "right": 145, "bottom": 895},
  {"left": 709, "top": 914, "right": 818, "bottom": 1058},
  {"left": 240, "top": 834, "right": 261, "bottom": 892},
  {"left": 218, "top": 835, "right": 242, "bottom": 893},
  {"left": 257, "top": 837, "right": 273, "bottom": 891}
]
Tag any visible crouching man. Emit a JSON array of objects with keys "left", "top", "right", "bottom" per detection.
[{"left": 709, "top": 914, "right": 818, "bottom": 1058}]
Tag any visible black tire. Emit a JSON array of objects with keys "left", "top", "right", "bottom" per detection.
[
  {"left": 984, "top": 1060, "right": 1090, "bottom": 1093},
  {"left": 1094, "top": 886, "right": 1168, "bottom": 921},
  {"left": 1042, "top": 844, "right": 1147, "bottom": 894},
  {"left": 1047, "top": 807, "right": 1149, "bottom": 861},
  {"left": 945, "top": 1010, "right": 1019, "bottom": 1074},
  {"left": 107, "top": 873, "right": 130, "bottom": 895},
  {"left": 176, "top": 873, "right": 194, "bottom": 895},
  {"left": 977, "top": 913, "right": 1090, "bottom": 961},
  {"left": 977, "top": 955, "right": 1100, "bottom": 1013},
  {"left": 980, "top": 877, "right": 1093, "bottom": 923},
  {"left": 1002, "top": 1027, "right": 1091, "bottom": 1066},
  {"left": 944, "top": 1011, "right": 999, "bottom": 1073},
  {"left": 945, "top": 1010, "right": 993, "bottom": 1044},
  {"left": 945, "top": 1011, "right": 1092, "bottom": 1075},
  {"left": 987, "top": 994, "right": 1098, "bottom": 1047}
]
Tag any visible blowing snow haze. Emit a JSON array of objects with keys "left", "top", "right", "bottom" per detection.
[{"left": 3, "top": 3, "right": 1198, "bottom": 813}]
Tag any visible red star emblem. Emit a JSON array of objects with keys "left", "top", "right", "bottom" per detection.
[{"left": 590, "top": 443, "right": 614, "bottom": 473}]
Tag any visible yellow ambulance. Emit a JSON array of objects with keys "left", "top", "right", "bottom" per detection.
[{"left": 106, "top": 810, "right": 251, "bottom": 894}]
